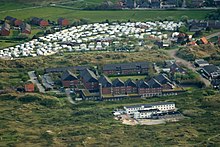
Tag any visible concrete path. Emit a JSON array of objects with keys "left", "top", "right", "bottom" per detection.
[
  {"left": 28, "top": 71, "right": 45, "bottom": 93},
  {"left": 65, "top": 88, "right": 76, "bottom": 104},
  {"left": 0, "top": 6, "right": 43, "bottom": 14}
]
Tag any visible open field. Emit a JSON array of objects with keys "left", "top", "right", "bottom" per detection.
[
  {"left": 0, "top": 7, "right": 212, "bottom": 22},
  {"left": 0, "top": 89, "right": 220, "bottom": 146}
]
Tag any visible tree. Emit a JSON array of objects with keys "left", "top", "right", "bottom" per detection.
[
  {"left": 179, "top": 26, "right": 188, "bottom": 33},
  {"left": 180, "top": 15, "right": 189, "bottom": 22}
]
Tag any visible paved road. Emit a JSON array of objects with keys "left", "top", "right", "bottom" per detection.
[
  {"left": 0, "top": 6, "right": 43, "bottom": 14},
  {"left": 165, "top": 49, "right": 211, "bottom": 87},
  {"left": 206, "top": 32, "right": 220, "bottom": 40},
  {"left": 28, "top": 71, "right": 45, "bottom": 93}
]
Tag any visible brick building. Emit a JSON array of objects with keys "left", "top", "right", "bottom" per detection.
[
  {"left": 61, "top": 70, "right": 79, "bottom": 87},
  {"left": 21, "top": 23, "right": 31, "bottom": 34},
  {"left": 125, "top": 79, "right": 137, "bottom": 94},
  {"left": 99, "top": 75, "right": 113, "bottom": 95},
  {"left": 103, "top": 62, "right": 149, "bottom": 76},
  {"left": 80, "top": 69, "right": 99, "bottom": 91},
  {"left": 31, "top": 17, "right": 49, "bottom": 27},
  {"left": 5, "top": 16, "right": 23, "bottom": 27},
  {"left": 0, "top": 23, "right": 10, "bottom": 36},
  {"left": 112, "top": 78, "right": 126, "bottom": 95},
  {"left": 58, "top": 18, "right": 69, "bottom": 26}
]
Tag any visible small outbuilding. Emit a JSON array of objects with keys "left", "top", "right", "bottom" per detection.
[
  {"left": 0, "top": 23, "right": 10, "bottom": 36},
  {"left": 31, "top": 17, "right": 49, "bottom": 27},
  {"left": 58, "top": 18, "right": 69, "bottom": 26},
  {"left": 21, "top": 23, "right": 31, "bottom": 34}
]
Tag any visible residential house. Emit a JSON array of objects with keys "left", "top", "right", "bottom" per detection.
[
  {"left": 137, "top": 80, "right": 150, "bottom": 96},
  {"left": 0, "top": 23, "right": 10, "bottom": 36},
  {"left": 5, "top": 16, "right": 23, "bottom": 27},
  {"left": 31, "top": 17, "right": 49, "bottom": 27},
  {"left": 125, "top": 79, "right": 137, "bottom": 94},
  {"left": 202, "top": 64, "right": 220, "bottom": 79},
  {"left": 103, "top": 62, "right": 149, "bottom": 75},
  {"left": 188, "top": 20, "right": 220, "bottom": 31},
  {"left": 214, "top": 0, "right": 220, "bottom": 6},
  {"left": 200, "top": 37, "right": 209, "bottom": 44},
  {"left": 191, "top": 0, "right": 204, "bottom": 7},
  {"left": 154, "top": 74, "right": 174, "bottom": 89},
  {"left": 61, "top": 70, "right": 79, "bottom": 87},
  {"left": 99, "top": 75, "right": 113, "bottom": 95},
  {"left": 146, "top": 78, "right": 163, "bottom": 96},
  {"left": 170, "top": 63, "right": 186, "bottom": 74},
  {"left": 163, "top": 60, "right": 186, "bottom": 74},
  {"left": 112, "top": 78, "right": 126, "bottom": 95},
  {"left": 25, "top": 82, "right": 35, "bottom": 92},
  {"left": 21, "top": 23, "right": 31, "bottom": 34},
  {"left": 194, "top": 59, "right": 209, "bottom": 67},
  {"left": 58, "top": 18, "right": 69, "bottom": 26},
  {"left": 80, "top": 69, "right": 99, "bottom": 91}
]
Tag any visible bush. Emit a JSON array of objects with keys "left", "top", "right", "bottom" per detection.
[{"left": 17, "top": 94, "right": 41, "bottom": 103}]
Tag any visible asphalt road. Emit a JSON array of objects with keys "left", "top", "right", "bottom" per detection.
[
  {"left": 28, "top": 71, "right": 45, "bottom": 93},
  {"left": 165, "top": 49, "right": 211, "bottom": 87}
]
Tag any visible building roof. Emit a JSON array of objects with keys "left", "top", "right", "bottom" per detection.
[
  {"left": 5, "top": 16, "right": 14, "bottom": 21},
  {"left": 1, "top": 23, "right": 10, "bottom": 31},
  {"left": 80, "top": 68, "right": 98, "bottom": 82},
  {"left": 125, "top": 79, "right": 137, "bottom": 87},
  {"left": 138, "top": 109, "right": 159, "bottom": 113},
  {"left": 112, "top": 78, "right": 125, "bottom": 87},
  {"left": 137, "top": 80, "right": 149, "bottom": 88},
  {"left": 200, "top": 37, "right": 209, "bottom": 44},
  {"left": 203, "top": 64, "right": 220, "bottom": 74},
  {"left": 154, "top": 74, "right": 172, "bottom": 85},
  {"left": 170, "top": 63, "right": 185, "bottom": 73},
  {"left": 31, "top": 17, "right": 47, "bottom": 25},
  {"left": 124, "top": 102, "right": 175, "bottom": 109},
  {"left": 146, "top": 78, "right": 162, "bottom": 88},
  {"left": 21, "top": 23, "right": 31, "bottom": 32},
  {"left": 45, "top": 66, "right": 89, "bottom": 73},
  {"left": 99, "top": 75, "right": 112, "bottom": 87},
  {"left": 61, "top": 70, "right": 78, "bottom": 81},
  {"left": 195, "top": 59, "right": 209, "bottom": 65},
  {"left": 103, "top": 62, "right": 149, "bottom": 71}
]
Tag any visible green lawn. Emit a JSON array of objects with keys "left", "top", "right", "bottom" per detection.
[
  {"left": 0, "top": 2, "right": 29, "bottom": 11},
  {"left": 109, "top": 75, "right": 146, "bottom": 81},
  {"left": 0, "top": 7, "right": 212, "bottom": 22}
]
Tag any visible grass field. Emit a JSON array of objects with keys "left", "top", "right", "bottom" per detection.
[
  {"left": 109, "top": 75, "right": 146, "bottom": 81},
  {"left": 0, "top": 6, "right": 212, "bottom": 22},
  {"left": 0, "top": 89, "right": 220, "bottom": 146}
]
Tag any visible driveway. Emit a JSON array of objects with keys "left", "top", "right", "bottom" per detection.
[
  {"left": 28, "top": 71, "right": 45, "bottom": 93},
  {"left": 65, "top": 88, "right": 76, "bottom": 104},
  {"left": 165, "top": 49, "right": 211, "bottom": 87}
]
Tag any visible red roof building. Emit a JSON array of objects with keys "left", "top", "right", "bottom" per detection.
[
  {"left": 58, "top": 18, "right": 69, "bottom": 26},
  {"left": 25, "top": 83, "right": 35, "bottom": 92},
  {"left": 200, "top": 37, "right": 209, "bottom": 44},
  {"left": 21, "top": 23, "right": 31, "bottom": 34},
  {"left": 0, "top": 23, "right": 10, "bottom": 36},
  {"left": 31, "top": 17, "right": 49, "bottom": 27}
]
